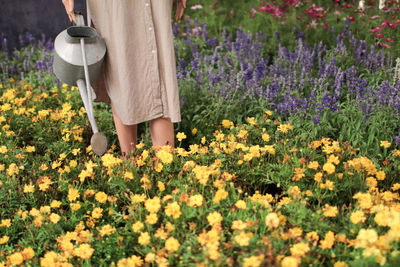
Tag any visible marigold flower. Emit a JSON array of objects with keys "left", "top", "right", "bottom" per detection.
[
  {"left": 145, "top": 213, "right": 158, "bottom": 225},
  {"left": 207, "top": 211, "right": 223, "bottom": 226},
  {"left": 281, "top": 256, "right": 299, "bottom": 267},
  {"left": 355, "top": 228, "right": 378, "bottom": 248},
  {"left": 265, "top": 212, "right": 280, "bottom": 229},
  {"left": 222, "top": 119, "right": 234, "bottom": 129},
  {"left": 232, "top": 220, "right": 248, "bottom": 230},
  {"left": 21, "top": 247, "right": 35, "bottom": 260},
  {"left": 380, "top": 140, "right": 391, "bottom": 148},
  {"left": 156, "top": 150, "right": 173, "bottom": 164},
  {"left": 144, "top": 196, "right": 161, "bottom": 213},
  {"left": 132, "top": 221, "right": 144, "bottom": 233},
  {"left": 235, "top": 200, "right": 247, "bottom": 209},
  {"left": 49, "top": 213, "right": 61, "bottom": 224},
  {"left": 334, "top": 261, "right": 349, "bottom": 267},
  {"left": 243, "top": 255, "right": 264, "bottom": 267},
  {"left": 189, "top": 194, "right": 203, "bottom": 207},
  {"left": 165, "top": 201, "right": 181, "bottom": 219},
  {"left": 323, "top": 205, "right": 338, "bottom": 217},
  {"left": 350, "top": 210, "right": 366, "bottom": 224},
  {"left": 68, "top": 187, "right": 80, "bottom": 202},
  {"left": 213, "top": 188, "right": 228, "bottom": 204},
  {"left": 0, "top": 235, "right": 9, "bottom": 244},
  {"left": 92, "top": 207, "right": 103, "bottom": 219},
  {"left": 290, "top": 242, "right": 310, "bottom": 257},
  {"left": 234, "top": 231, "right": 253, "bottom": 246},
  {"left": 176, "top": 132, "right": 187, "bottom": 141},
  {"left": 319, "top": 231, "right": 335, "bottom": 249},
  {"left": 74, "top": 243, "right": 94, "bottom": 260},
  {"left": 323, "top": 162, "right": 335, "bottom": 175},
  {"left": 138, "top": 232, "right": 151, "bottom": 245},
  {"left": 9, "top": 252, "right": 24, "bottom": 265},
  {"left": 95, "top": 191, "right": 108, "bottom": 204},
  {"left": 99, "top": 224, "right": 116, "bottom": 237},
  {"left": 165, "top": 237, "right": 180, "bottom": 253}
]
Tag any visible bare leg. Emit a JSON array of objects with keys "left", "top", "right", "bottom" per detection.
[
  {"left": 150, "top": 117, "right": 174, "bottom": 148},
  {"left": 111, "top": 103, "right": 137, "bottom": 157}
]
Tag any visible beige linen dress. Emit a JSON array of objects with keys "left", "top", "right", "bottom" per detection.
[{"left": 86, "top": 0, "right": 181, "bottom": 125}]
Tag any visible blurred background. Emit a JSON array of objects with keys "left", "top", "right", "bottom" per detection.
[{"left": 0, "top": 0, "right": 86, "bottom": 49}]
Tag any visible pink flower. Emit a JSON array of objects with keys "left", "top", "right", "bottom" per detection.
[
  {"left": 250, "top": 8, "right": 256, "bottom": 19},
  {"left": 190, "top": 4, "right": 203, "bottom": 10}
]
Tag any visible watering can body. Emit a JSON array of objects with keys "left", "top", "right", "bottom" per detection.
[{"left": 53, "top": 21, "right": 106, "bottom": 86}]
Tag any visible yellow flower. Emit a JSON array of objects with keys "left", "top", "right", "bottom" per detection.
[
  {"left": 92, "top": 207, "right": 103, "bottom": 219},
  {"left": 0, "top": 219, "right": 11, "bottom": 228},
  {"left": 327, "top": 155, "right": 340, "bottom": 165},
  {"left": 353, "top": 192, "right": 373, "bottom": 210},
  {"left": 156, "top": 150, "right": 173, "bottom": 164},
  {"left": 26, "top": 146, "right": 35, "bottom": 152},
  {"left": 232, "top": 220, "right": 248, "bottom": 231},
  {"left": 277, "top": 123, "right": 293, "bottom": 134},
  {"left": 262, "top": 133, "right": 270, "bottom": 142},
  {"left": 189, "top": 194, "right": 203, "bottom": 207},
  {"left": 165, "top": 237, "right": 180, "bottom": 253},
  {"left": 222, "top": 119, "right": 234, "bottom": 129},
  {"left": 281, "top": 256, "right": 299, "bottom": 267},
  {"left": 380, "top": 140, "right": 391, "bottom": 148},
  {"left": 207, "top": 212, "right": 223, "bottom": 226},
  {"left": 350, "top": 210, "right": 366, "bottom": 224},
  {"left": 290, "top": 242, "right": 310, "bottom": 257},
  {"left": 67, "top": 187, "right": 80, "bottom": 202},
  {"left": 145, "top": 213, "right": 158, "bottom": 225},
  {"left": 319, "top": 231, "right": 335, "bottom": 249},
  {"left": 247, "top": 117, "right": 257, "bottom": 126},
  {"left": 145, "top": 252, "right": 156, "bottom": 263},
  {"left": 376, "top": 170, "right": 385, "bottom": 180},
  {"left": 0, "top": 145, "right": 8, "bottom": 154},
  {"left": 50, "top": 200, "right": 62, "bottom": 208},
  {"left": 323, "top": 162, "right": 335, "bottom": 175},
  {"left": 354, "top": 228, "right": 378, "bottom": 248},
  {"left": 138, "top": 232, "right": 151, "bottom": 245},
  {"left": 74, "top": 243, "right": 94, "bottom": 260},
  {"left": 213, "top": 188, "right": 228, "bottom": 204},
  {"left": 95, "top": 191, "right": 108, "bottom": 204},
  {"left": 24, "top": 184, "right": 35, "bottom": 193},
  {"left": 243, "top": 255, "right": 264, "bottom": 267},
  {"left": 165, "top": 201, "right": 181, "bottom": 219},
  {"left": 21, "top": 247, "right": 35, "bottom": 260},
  {"left": 288, "top": 186, "right": 301, "bottom": 199},
  {"left": 71, "top": 202, "right": 81, "bottom": 211},
  {"left": 307, "top": 161, "right": 319, "bottom": 170},
  {"left": 265, "top": 213, "right": 280, "bottom": 229},
  {"left": 192, "top": 128, "right": 198, "bottom": 135},
  {"left": 235, "top": 200, "right": 247, "bottom": 209},
  {"left": 323, "top": 204, "right": 338, "bottom": 218},
  {"left": 49, "top": 213, "right": 61, "bottom": 224},
  {"left": 234, "top": 231, "right": 253, "bottom": 246},
  {"left": 176, "top": 132, "right": 187, "bottom": 141},
  {"left": 157, "top": 181, "right": 165, "bottom": 192},
  {"left": 0, "top": 235, "right": 9, "bottom": 244},
  {"left": 9, "top": 252, "right": 24, "bottom": 265},
  {"left": 99, "top": 224, "right": 116, "bottom": 237},
  {"left": 144, "top": 196, "right": 161, "bottom": 213},
  {"left": 132, "top": 221, "right": 144, "bottom": 233},
  {"left": 334, "top": 261, "right": 348, "bottom": 267},
  {"left": 391, "top": 183, "right": 400, "bottom": 191}
]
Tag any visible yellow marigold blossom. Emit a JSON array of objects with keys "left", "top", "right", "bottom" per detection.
[
  {"left": 207, "top": 211, "right": 223, "bottom": 226},
  {"left": 50, "top": 200, "right": 62, "bottom": 209},
  {"left": 157, "top": 181, "right": 165, "bottom": 192},
  {"left": 234, "top": 231, "right": 253, "bottom": 246},
  {"left": 67, "top": 187, "right": 80, "bottom": 202},
  {"left": 374, "top": 209, "right": 391, "bottom": 227},
  {"left": 132, "top": 221, "right": 144, "bottom": 233},
  {"left": 265, "top": 212, "right": 280, "bottom": 229},
  {"left": 306, "top": 231, "right": 319, "bottom": 243},
  {"left": 9, "top": 252, "right": 24, "bottom": 265},
  {"left": 251, "top": 192, "right": 273, "bottom": 207},
  {"left": 189, "top": 194, "right": 203, "bottom": 207},
  {"left": 222, "top": 119, "right": 234, "bottom": 129},
  {"left": 0, "top": 146, "right": 8, "bottom": 153},
  {"left": 101, "top": 153, "right": 123, "bottom": 168},
  {"left": 165, "top": 237, "right": 180, "bottom": 253},
  {"left": 323, "top": 162, "right": 335, "bottom": 175},
  {"left": 145, "top": 252, "right": 156, "bottom": 263},
  {"left": 155, "top": 228, "right": 168, "bottom": 240},
  {"left": 350, "top": 210, "right": 366, "bottom": 224},
  {"left": 290, "top": 242, "right": 310, "bottom": 257},
  {"left": 292, "top": 168, "right": 305, "bottom": 181},
  {"left": 243, "top": 254, "right": 264, "bottom": 267},
  {"left": 288, "top": 186, "right": 301, "bottom": 199},
  {"left": 366, "top": 177, "right": 377, "bottom": 188},
  {"left": 156, "top": 149, "right": 173, "bottom": 164},
  {"left": 74, "top": 243, "right": 94, "bottom": 260},
  {"left": 71, "top": 202, "right": 81, "bottom": 211},
  {"left": 277, "top": 123, "right": 293, "bottom": 134},
  {"left": 26, "top": 145, "right": 35, "bottom": 152},
  {"left": 49, "top": 213, "right": 61, "bottom": 224},
  {"left": 363, "top": 246, "right": 387, "bottom": 265},
  {"left": 145, "top": 213, "right": 158, "bottom": 225},
  {"left": 0, "top": 235, "right": 9, "bottom": 244},
  {"left": 138, "top": 232, "right": 151, "bottom": 245},
  {"left": 281, "top": 256, "right": 299, "bottom": 267},
  {"left": 380, "top": 140, "right": 391, "bottom": 148},
  {"left": 232, "top": 220, "right": 248, "bottom": 231},
  {"left": 353, "top": 192, "right": 373, "bottom": 210},
  {"left": 319, "top": 231, "right": 335, "bottom": 249},
  {"left": 327, "top": 155, "right": 340, "bottom": 165},
  {"left": 176, "top": 132, "right": 187, "bottom": 141},
  {"left": 24, "top": 184, "right": 35, "bottom": 193},
  {"left": 144, "top": 196, "right": 161, "bottom": 213},
  {"left": 192, "top": 128, "right": 198, "bottom": 135},
  {"left": 165, "top": 201, "right": 182, "bottom": 219},
  {"left": 99, "top": 224, "right": 116, "bottom": 237},
  {"left": 376, "top": 170, "right": 385, "bottom": 181},
  {"left": 307, "top": 161, "right": 319, "bottom": 170},
  {"left": 92, "top": 207, "right": 103, "bottom": 219},
  {"left": 354, "top": 228, "right": 378, "bottom": 248},
  {"left": 333, "top": 261, "right": 348, "bottom": 267},
  {"left": 213, "top": 188, "right": 228, "bottom": 204},
  {"left": 0, "top": 219, "right": 11, "bottom": 228},
  {"left": 314, "top": 172, "right": 323, "bottom": 183},
  {"left": 261, "top": 133, "right": 270, "bottom": 142},
  {"left": 321, "top": 180, "right": 334, "bottom": 191},
  {"left": 247, "top": 117, "right": 257, "bottom": 126},
  {"left": 7, "top": 163, "right": 19, "bottom": 176},
  {"left": 235, "top": 200, "right": 247, "bottom": 209},
  {"left": 95, "top": 191, "right": 108, "bottom": 204},
  {"left": 323, "top": 205, "right": 338, "bottom": 217},
  {"left": 391, "top": 183, "right": 400, "bottom": 191},
  {"left": 21, "top": 247, "right": 35, "bottom": 260}
]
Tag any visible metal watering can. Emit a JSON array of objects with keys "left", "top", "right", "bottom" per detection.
[{"left": 53, "top": 14, "right": 108, "bottom": 156}]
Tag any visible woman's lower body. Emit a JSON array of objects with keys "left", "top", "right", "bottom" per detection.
[{"left": 87, "top": 0, "right": 181, "bottom": 155}]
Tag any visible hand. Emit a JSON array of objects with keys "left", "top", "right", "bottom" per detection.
[
  {"left": 174, "top": 0, "right": 186, "bottom": 21},
  {"left": 62, "top": 0, "right": 76, "bottom": 23}
]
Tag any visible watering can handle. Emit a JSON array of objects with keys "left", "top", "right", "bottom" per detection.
[{"left": 75, "top": 12, "right": 85, "bottom": 27}]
